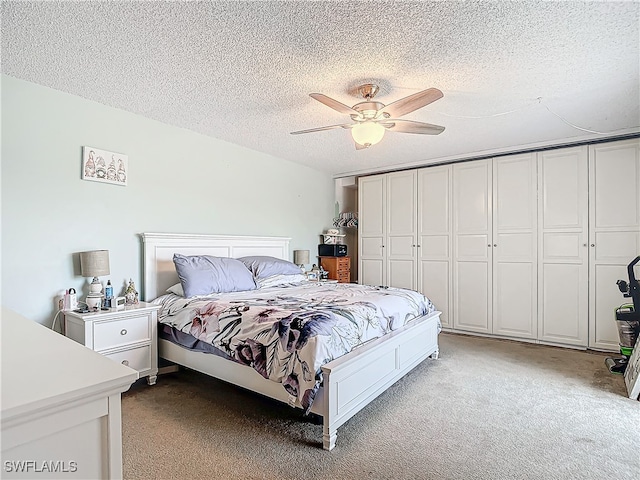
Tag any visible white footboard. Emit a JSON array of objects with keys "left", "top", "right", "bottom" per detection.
[
  {"left": 319, "top": 310, "right": 441, "bottom": 450},
  {"left": 158, "top": 310, "right": 440, "bottom": 450}
]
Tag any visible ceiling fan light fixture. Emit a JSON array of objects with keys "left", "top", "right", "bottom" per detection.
[{"left": 351, "top": 122, "right": 385, "bottom": 147}]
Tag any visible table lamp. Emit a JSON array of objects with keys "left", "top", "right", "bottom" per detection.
[
  {"left": 80, "top": 250, "right": 110, "bottom": 310},
  {"left": 293, "top": 249, "right": 310, "bottom": 272}
]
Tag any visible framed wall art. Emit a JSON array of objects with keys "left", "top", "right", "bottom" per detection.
[{"left": 82, "top": 146, "right": 128, "bottom": 186}]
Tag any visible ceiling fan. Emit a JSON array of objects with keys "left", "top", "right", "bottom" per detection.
[{"left": 290, "top": 84, "right": 445, "bottom": 149}]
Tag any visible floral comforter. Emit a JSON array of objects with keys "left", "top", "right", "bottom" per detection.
[{"left": 153, "top": 282, "right": 436, "bottom": 411}]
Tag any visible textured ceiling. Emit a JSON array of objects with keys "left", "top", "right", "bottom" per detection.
[{"left": 2, "top": 1, "right": 639, "bottom": 177}]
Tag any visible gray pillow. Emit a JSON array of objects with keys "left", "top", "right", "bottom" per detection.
[
  {"left": 237, "top": 255, "right": 302, "bottom": 279},
  {"left": 173, "top": 254, "right": 256, "bottom": 297}
]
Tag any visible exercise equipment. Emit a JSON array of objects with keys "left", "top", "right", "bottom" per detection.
[{"left": 606, "top": 256, "right": 640, "bottom": 374}]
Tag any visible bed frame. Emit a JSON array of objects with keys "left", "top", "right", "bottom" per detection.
[{"left": 141, "top": 232, "right": 441, "bottom": 450}]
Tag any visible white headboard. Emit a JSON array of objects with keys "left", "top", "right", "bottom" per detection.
[{"left": 140, "top": 233, "right": 291, "bottom": 301}]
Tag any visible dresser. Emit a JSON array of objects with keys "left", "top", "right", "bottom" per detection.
[
  {"left": 64, "top": 302, "right": 160, "bottom": 385},
  {"left": 319, "top": 256, "right": 351, "bottom": 283},
  {"left": 1, "top": 308, "right": 138, "bottom": 479}
]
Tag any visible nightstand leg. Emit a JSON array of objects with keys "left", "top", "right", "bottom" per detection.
[{"left": 147, "top": 375, "right": 157, "bottom": 386}]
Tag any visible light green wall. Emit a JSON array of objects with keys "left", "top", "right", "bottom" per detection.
[{"left": 1, "top": 75, "right": 334, "bottom": 326}]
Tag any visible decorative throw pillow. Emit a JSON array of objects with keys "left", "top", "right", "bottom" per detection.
[
  {"left": 173, "top": 254, "right": 256, "bottom": 297},
  {"left": 237, "top": 255, "right": 302, "bottom": 279}
]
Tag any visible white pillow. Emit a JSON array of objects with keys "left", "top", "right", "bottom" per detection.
[
  {"left": 237, "top": 256, "right": 302, "bottom": 279},
  {"left": 166, "top": 283, "right": 184, "bottom": 296}
]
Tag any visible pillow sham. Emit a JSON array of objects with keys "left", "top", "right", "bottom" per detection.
[
  {"left": 173, "top": 254, "right": 256, "bottom": 297},
  {"left": 257, "top": 273, "right": 308, "bottom": 289},
  {"left": 237, "top": 255, "right": 301, "bottom": 279},
  {"left": 166, "top": 283, "right": 185, "bottom": 296}
]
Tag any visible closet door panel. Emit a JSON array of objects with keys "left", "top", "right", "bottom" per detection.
[
  {"left": 538, "top": 147, "right": 588, "bottom": 347},
  {"left": 453, "top": 160, "right": 492, "bottom": 333},
  {"left": 359, "top": 175, "right": 386, "bottom": 286},
  {"left": 387, "top": 170, "right": 417, "bottom": 289},
  {"left": 361, "top": 237, "right": 384, "bottom": 258},
  {"left": 359, "top": 176, "right": 385, "bottom": 237},
  {"left": 388, "top": 260, "right": 416, "bottom": 290},
  {"left": 421, "top": 235, "right": 449, "bottom": 257},
  {"left": 418, "top": 166, "right": 452, "bottom": 327},
  {"left": 419, "top": 260, "right": 449, "bottom": 325},
  {"left": 455, "top": 261, "right": 491, "bottom": 332},
  {"left": 360, "top": 259, "right": 384, "bottom": 287},
  {"left": 592, "top": 265, "right": 634, "bottom": 348},
  {"left": 493, "top": 154, "right": 537, "bottom": 339},
  {"left": 541, "top": 263, "right": 584, "bottom": 341},
  {"left": 495, "top": 262, "right": 534, "bottom": 335},
  {"left": 589, "top": 139, "right": 640, "bottom": 350}
]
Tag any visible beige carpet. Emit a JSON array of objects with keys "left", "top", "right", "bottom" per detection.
[{"left": 122, "top": 333, "right": 640, "bottom": 479}]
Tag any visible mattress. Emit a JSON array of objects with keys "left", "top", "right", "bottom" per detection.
[{"left": 152, "top": 282, "right": 436, "bottom": 410}]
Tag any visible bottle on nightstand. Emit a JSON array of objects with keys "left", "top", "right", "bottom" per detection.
[{"left": 104, "top": 280, "right": 113, "bottom": 308}]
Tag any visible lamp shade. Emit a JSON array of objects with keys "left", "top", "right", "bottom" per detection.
[
  {"left": 351, "top": 122, "right": 385, "bottom": 147},
  {"left": 80, "top": 250, "right": 110, "bottom": 277},
  {"left": 293, "top": 250, "right": 310, "bottom": 265}
]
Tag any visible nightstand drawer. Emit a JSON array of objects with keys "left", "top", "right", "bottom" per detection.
[
  {"left": 104, "top": 345, "right": 151, "bottom": 372},
  {"left": 94, "top": 315, "right": 150, "bottom": 351}
]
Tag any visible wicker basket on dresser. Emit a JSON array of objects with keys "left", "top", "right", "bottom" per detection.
[{"left": 319, "top": 256, "right": 351, "bottom": 283}]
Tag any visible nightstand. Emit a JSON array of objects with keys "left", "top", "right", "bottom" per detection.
[
  {"left": 319, "top": 256, "right": 351, "bottom": 283},
  {"left": 64, "top": 302, "right": 160, "bottom": 385}
]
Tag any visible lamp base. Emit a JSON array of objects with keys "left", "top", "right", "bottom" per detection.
[{"left": 86, "top": 294, "right": 103, "bottom": 310}]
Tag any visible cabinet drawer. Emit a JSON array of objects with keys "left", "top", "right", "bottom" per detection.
[
  {"left": 337, "top": 272, "right": 351, "bottom": 283},
  {"left": 337, "top": 257, "right": 350, "bottom": 270},
  {"left": 94, "top": 315, "right": 150, "bottom": 351},
  {"left": 104, "top": 344, "right": 151, "bottom": 372}
]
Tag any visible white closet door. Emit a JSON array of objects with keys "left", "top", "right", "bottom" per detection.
[
  {"left": 589, "top": 139, "right": 640, "bottom": 351},
  {"left": 386, "top": 170, "right": 418, "bottom": 290},
  {"left": 417, "top": 166, "right": 452, "bottom": 327},
  {"left": 492, "top": 154, "right": 537, "bottom": 339},
  {"left": 538, "top": 147, "right": 589, "bottom": 347},
  {"left": 358, "top": 174, "right": 386, "bottom": 286},
  {"left": 453, "top": 160, "right": 492, "bottom": 333}
]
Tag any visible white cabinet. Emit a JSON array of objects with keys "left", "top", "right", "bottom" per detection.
[
  {"left": 452, "top": 154, "right": 537, "bottom": 337},
  {"left": 417, "top": 166, "right": 453, "bottom": 327},
  {"left": 64, "top": 302, "right": 160, "bottom": 385},
  {"left": 358, "top": 174, "right": 386, "bottom": 286},
  {"left": 538, "top": 146, "right": 589, "bottom": 347},
  {"left": 357, "top": 138, "right": 639, "bottom": 352},
  {"left": 2, "top": 309, "right": 138, "bottom": 480},
  {"left": 492, "top": 154, "right": 538, "bottom": 339},
  {"left": 453, "top": 159, "right": 493, "bottom": 333},
  {"left": 387, "top": 170, "right": 418, "bottom": 290},
  {"left": 358, "top": 170, "right": 418, "bottom": 290},
  {"left": 588, "top": 139, "right": 640, "bottom": 350}
]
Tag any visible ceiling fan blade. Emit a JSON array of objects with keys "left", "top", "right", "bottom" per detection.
[
  {"left": 290, "top": 123, "right": 353, "bottom": 135},
  {"left": 381, "top": 88, "right": 443, "bottom": 118},
  {"left": 381, "top": 119, "right": 445, "bottom": 135},
  {"left": 310, "top": 93, "right": 360, "bottom": 115}
]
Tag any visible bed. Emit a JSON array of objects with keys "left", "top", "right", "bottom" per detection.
[{"left": 141, "top": 232, "right": 441, "bottom": 450}]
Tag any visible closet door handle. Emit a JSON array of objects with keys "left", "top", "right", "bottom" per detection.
[
  {"left": 493, "top": 244, "right": 497, "bottom": 247},
  {"left": 591, "top": 244, "right": 595, "bottom": 247}
]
